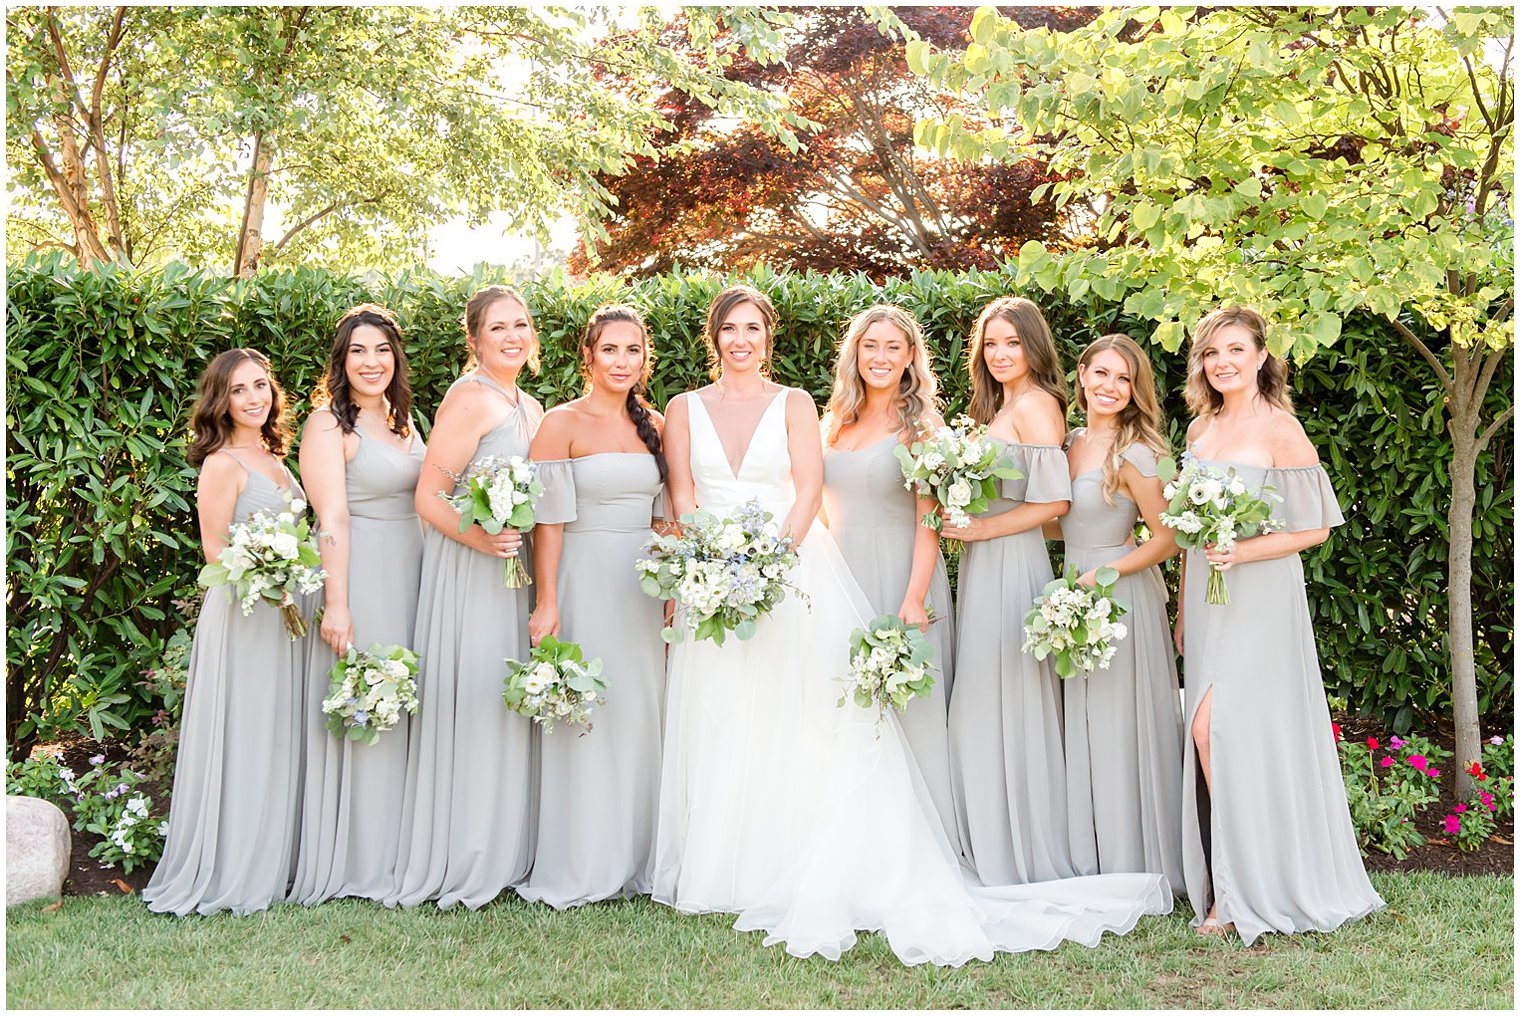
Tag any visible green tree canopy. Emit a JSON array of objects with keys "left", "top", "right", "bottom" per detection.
[
  {"left": 6, "top": 6, "right": 807, "bottom": 275},
  {"left": 908, "top": 4, "right": 1513, "bottom": 794}
]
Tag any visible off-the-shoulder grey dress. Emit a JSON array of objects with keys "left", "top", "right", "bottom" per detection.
[
  {"left": 143, "top": 453, "right": 310, "bottom": 916},
  {"left": 387, "top": 373, "right": 543, "bottom": 910},
  {"left": 516, "top": 453, "right": 667, "bottom": 908},
  {"left": 948, "top": 440, "right": 1075, "bottom": 885},
  {"left": 1180, "top": 457, "right": 1383, "bottom": 944},
  {"left": 291, "top": 423, "right": 426, "bottom": 905},
  {"left": 1060, "top": 437, "right": 1184, "bottom": 895},
  {"left": 822, "top": 435, "right": 960, "bottom": 852}
]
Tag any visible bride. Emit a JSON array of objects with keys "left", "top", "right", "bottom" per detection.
[{"left": 651, "top": 285, "right": 1173, "bottom": 967}]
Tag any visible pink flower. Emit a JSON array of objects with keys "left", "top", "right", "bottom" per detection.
[
  {"left": 1379, "top": 757, "right": 1395, "bottom": 768},
  {"left": 1481, "top": 792, "right": 1494, "bottom": 806},
  {"left": 1408, "top": 755, "right": 1428, "bottom": 771},
  {"left": 1429, "top": 768, "right": 1441, "bottom": 778},
  {"left": 1491, "top": 735, "right": 1505, "bottom": 745},
  {"left": 1444, "top": 814, "right": 1462, "bottom": 835},
  {"left": 1455, "top": 803, "right": 1467, "bottom": 813},
  {"left": 1389, "top": 735, "right": 1405, "bottom": 749}
]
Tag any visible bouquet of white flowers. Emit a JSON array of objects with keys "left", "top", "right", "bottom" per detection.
[
  {"left": 636, "top": 499, "right": 802, "bottom": 646},
  {"left": 1157, "top": 457, "right": 1282, "bottom": 605},
  {"left": 894, "top": 416, "right": 1022, "bottom": 554},
  {"left": 444, "top": 454, "right": 543, "bottom": 588},
  {"left": 197, "top": 498, "right": 327, "bottom": 638},
  {"left": 1022, "top": 566, "right": 1130, "bottom": 678},
  {"left": 839, "top": 614, "right": 939, "bottom": 722},
  {"left": 503, "top": 636, "right": 606, "bottom": 734},
  {"left": 322, "top": 643, "right": 420, "bottom": 745}
]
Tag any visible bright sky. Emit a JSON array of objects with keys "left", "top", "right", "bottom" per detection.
[{"left": 425, "top": 212, "right": 578, "bottom": 276}]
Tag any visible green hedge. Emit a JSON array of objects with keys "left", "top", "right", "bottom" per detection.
[{"left": 5, "top": 254, "right": 1511, "bottom": 758}]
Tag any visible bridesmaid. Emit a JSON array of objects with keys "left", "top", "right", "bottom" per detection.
[
  {"left": 144, "top": 349, "right": 308, "bottom": 915},
  {"left": 518, "top": 303, "right": 668, "bottom": 909},
  {"left": 1052, "top": 334, "right": 1184, "bottom": 894},
  {"left": 290, "top": 304, "right": 425, "bottom": 905},
  {"left": 387, "top": 285, "right": 545, "bottom": 910},
  {"left": 1174, "top": 306, "right": 1382, "bottom": 942},
  {"left": 941, "top": 296, "right": 1074, "bottom": 886},
  {"left": 820, "top": 304, "right": 960, "bottom": 852}
]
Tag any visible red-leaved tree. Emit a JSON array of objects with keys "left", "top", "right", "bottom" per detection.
[{"left": 572, "top": 6, "right": 1097, "bottom": 279}]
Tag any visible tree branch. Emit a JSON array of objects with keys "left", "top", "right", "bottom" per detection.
[
  {"left": 1386, "top": 314, "right": 1454, "bottom": 396},
  {"left": 1476, "top": 404, "right": 1514, "bottom": 454},
  {"left": 270, "top": 191, "right": 390, "bottom": 252}
]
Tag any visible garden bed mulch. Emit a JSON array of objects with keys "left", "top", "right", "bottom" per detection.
[{"left": 34, "top": 715, "right": 1516, "bottom": 898}]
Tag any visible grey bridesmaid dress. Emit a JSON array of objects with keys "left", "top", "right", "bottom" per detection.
[
  {"left": 387, "top": 374, "right": 542, "bottom": 910},
  {"left": 948, "top": 440, "right": 1075, "bottom": 885},
  {"left": 821, "top": 435, "right": 961, "bottom": 852},
  {"left": 290, "top": 421, "right": 426, "bottom": 904},
  {"left": 143, "top": 452, "right": 309, "bottom": 916},
  {"left": 516, "top": 453, "right": 666, "bottom": 908},
  {"left": 1059, "top": 436, "right": 1184, "bottom": 895},
  {"left": 1180, "top": 456, "right": 1383, "bottom": 944}
]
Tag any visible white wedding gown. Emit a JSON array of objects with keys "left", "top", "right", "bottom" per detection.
[{"left": 651, "top": 389, "right": 1173, "bottom": 966}]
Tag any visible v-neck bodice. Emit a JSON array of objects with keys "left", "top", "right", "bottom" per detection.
[{"left": 686, "top": 388, "right": 793, "bottom": 515}]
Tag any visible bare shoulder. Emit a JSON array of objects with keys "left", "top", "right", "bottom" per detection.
[
  {"left": 664, "top": 390, "right": 694, "bottom": 420},
  {"left": 197, "top": 450, "right": 244, "bottom": 492},
  {"left": 1266, "top": 410, "right": 1319, "bottom": 468},
  {"left": 783, "top": 386, "right": 819, "bottom": 414},
  {"left": 301, "top": 404, "right": 342, "bottom": 442},
  {"left": 1010, "top": 388, "right": 1065, "bottom": 444},
  {"left": 1185, "top": 415, "right": 1211, "bottom": 442},
  {"left": 646, "top": 407, "right": 666, "bottom": 433}
]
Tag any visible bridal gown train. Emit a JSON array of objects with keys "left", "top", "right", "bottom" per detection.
[{"left": 651, "top": 388, "right": 1172, "bottom": 967}]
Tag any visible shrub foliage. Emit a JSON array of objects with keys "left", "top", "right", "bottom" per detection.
[{"left": 5, "top": 255, "right": 1511, "bottom": 758}]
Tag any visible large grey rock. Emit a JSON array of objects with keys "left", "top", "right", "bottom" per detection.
[{"left": 6, "top": 796, "right": 71, "bottom": 906}]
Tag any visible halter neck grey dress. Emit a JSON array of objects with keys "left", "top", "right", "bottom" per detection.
[
  {"left": 387, "top": 373, "right": 543, "bottom": 910},
  {"left": 143, "top": 452, "right": 310, "bottom": 916},
  {"left": 948, "top": 440, "right": 1076, "bottom": 885},
  {"left": 822, "top": 435, "right": 960, "bottom": 853},
  {"left": 1179, "top": 455, "right": 1383, "bottom": 944},
  {"left": 1059, "top": 437, "right": 1184, "bottom": 895},
  {"left": 291, "top": 419, "right": 426, "bottom": 905},
  {"left": 517, "top": 453, "right": 667, "bottom": 908}
]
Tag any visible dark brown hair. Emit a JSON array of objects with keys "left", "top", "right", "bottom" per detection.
[
  {"left": 581, "top": 303, "right": 667, "bottom": 482},
  {"left": 702, "top": 284, "right": 776, "bottom": 382},
  {"left": 1184, "top": 306, "right": 1293, "bottom": 417},
  {"left": 462, "top": 285, "right": 540, "bottom": 376},
  {"left": 965, "top": 296, "right": 1068, "bottom": 425},
  {"left": 312, "top": 303, "right": 413, "bottom": 437},
  {"left": 187, "top": 348, "right": 290, "bottom": 467}
]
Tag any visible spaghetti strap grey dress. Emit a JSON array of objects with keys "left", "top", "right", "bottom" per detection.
[
  {"left": 1180, "top": 456, "right": 1383, "bottom": 944},
  {"left": 1060, "top": 438, "right": 1184, "bottom": 895},
  {"left": 143, "top": 452, "right": 311, "bottom": 916},
  {"left": 290, "top": 421, "right": 426, "bottom": 904},
  {"left": 821, "top": 435, "right": 960, "bottom": 852},
  {"left": 387, "top": 374, "right": 543, "bottom": 910},
  {"left": 516, "top": 453, "right": 667, "bottom": 908},
  {"left": 948, "top": 440, "right": 1075, "bottom": 885}
]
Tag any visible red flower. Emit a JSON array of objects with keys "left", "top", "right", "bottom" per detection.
[
  {"left": 1331, "top": 722, "right": 1342, "bottom": 743},
  {"left": 1367, "top": 736, "right": 1380, "bottom": 750},
  {"left": 1468, "top": 761, "right": 1487, "bottom": 781}
]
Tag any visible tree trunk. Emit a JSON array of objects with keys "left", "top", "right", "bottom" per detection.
[
  {"left": 1446, "top": 376, "right": 1482, "bottom": 801},
  {"left": 234, "top": 135, "right": 272, "bottom": 278}
]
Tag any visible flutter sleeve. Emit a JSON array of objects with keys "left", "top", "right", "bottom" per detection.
[
  {"left": 533, "top": 459, "right": 578, "bottom": 525},
  {"left": 1119, "top": 444, "right": 1160, "bottom": 478},
  {"left": 1263, "top": 464, "right": 1345, "bottom": 532},
  {"left": 1001, "top": 444, "right": 1073, "bottom": 504}
]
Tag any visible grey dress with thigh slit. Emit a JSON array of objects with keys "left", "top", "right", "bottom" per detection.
[
  {"left": 948, "top": 440, "right": 1075, "bottom": 885},
  {"left": 1059, "top": 438, "right": 1184, "bottom": 895},
  {"left": 387, "top": 374, "right": 542, "bottom": 910},
  {"left": 821, "top": 435, "right": 961, "bottom": 853},
  {"left": 143, "top": 453, "right": 310, "bottom": 916},
  {"left": 516, "top": 453, "right": 667, "bottom": 908},
  {"left": 290, "top": 422, "right": 426, "bottom": 904},
  {"left": 1179, "top": 457, "right": 1383, "bottom": 944}
]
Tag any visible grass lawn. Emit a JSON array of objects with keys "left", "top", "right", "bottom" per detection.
[{"left": 5, "top": 872, "right": 1512, "bottom": 1008}]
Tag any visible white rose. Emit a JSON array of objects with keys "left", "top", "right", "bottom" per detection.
[
  {"left": 289, "top": 498, "right": 307, "bottom": 515},
  {"left": 271, "top": 531, "right": 299, "bottom": 559},
  {"left": 946, "top": 479, "right": 973, "bottom": 508}
]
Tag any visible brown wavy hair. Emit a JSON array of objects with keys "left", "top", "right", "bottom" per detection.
[
  {"left": 461, "top": 284, "right": 540, "bottom": 376},
  {"left": 823, "top": 304, "right": 939, "bottom": 444},
  {"left": 1184, "top": 306, "right": 1293, "bottom": 417},
  {"left": 964, "top": 296, "right": 1068, "bottom": 425},
  {"left": 1075, "top": 334, "right": 1170, "bottom": 504},
  {"left": 703, "top": 284, "right": 776, "bottom": 382},
  {"left": 580, "top": 303, "right": 667, "bottom": 482},
  {"left": 187, "top": 348, "right": 290, "bottom": 467},
  {"left": 311, "top": 303, "right": 413, "bottom": 437}
]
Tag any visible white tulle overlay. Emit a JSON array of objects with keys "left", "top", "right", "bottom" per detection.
[{"left": 651, "top": 389, "right": 1173, "bottom": 966}]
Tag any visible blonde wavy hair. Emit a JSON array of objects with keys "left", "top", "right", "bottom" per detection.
[
  {"left": 823, "top": 304, "right": 938, "bottom": 444},
  {"left": 965, "top": 296, "right": 1068, "bottom": 425},
  {"left": 1184, "top": 306, "right": 1292, "bottom": 417},
  {"left": 1075, "top": 334, "right": 1170, "bottom": 504}
]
